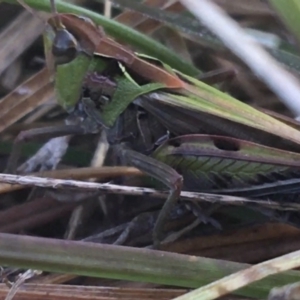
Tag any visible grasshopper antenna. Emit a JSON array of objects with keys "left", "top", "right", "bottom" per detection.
[
  {"left": 50, "top": 0, "right": 57, "bottom": 14},
  {"left": 50, "top": 0, "right": 65, "bottom": 30}
]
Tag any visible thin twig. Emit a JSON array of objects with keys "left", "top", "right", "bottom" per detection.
[{"left": 0, "top": 173, "right": 299, "bottom": 210}]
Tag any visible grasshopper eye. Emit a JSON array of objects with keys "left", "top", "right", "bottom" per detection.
[{"left": 52, "top": 28, "right": 78, "bottom": 65}]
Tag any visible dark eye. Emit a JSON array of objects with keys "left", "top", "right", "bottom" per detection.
[{"left": 52, "top": 28, "right": 78, "bottom": 65}]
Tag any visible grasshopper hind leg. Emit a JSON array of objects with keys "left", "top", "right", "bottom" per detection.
[{"left": 114, "top": 144, "right": 183, "bottom": 248}]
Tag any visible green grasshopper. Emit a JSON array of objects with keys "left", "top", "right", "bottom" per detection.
[{"left": 9, "top": 0, "right": 300, "bottom": 246}]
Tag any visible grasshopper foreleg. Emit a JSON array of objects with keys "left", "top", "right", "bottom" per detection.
[
  {"left": 6, "top": 97, "right": 105, "bottom": 173},
  {"left": 6, "top": 125, "right": 88, "bottom": 173}
]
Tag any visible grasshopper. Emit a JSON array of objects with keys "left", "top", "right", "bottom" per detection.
[{"left": 8, "top": 0, "right": 300, "bottom": 246}]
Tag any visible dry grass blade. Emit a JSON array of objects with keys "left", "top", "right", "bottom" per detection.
[
  {"left": 136, "top": 2, "right": 185, "bottom": 35},
  {"left": 0, "top": 68, "right": 50, "bottom": 117},
  {"left": 0, "top": 83, "right": 54, "bottom": 133},
  {"left": 114, "top": 0, "right": 191, "bottom": 61},
  {"left": 162, "top": 223, "right": 300, "bottom": 255},
  {"left": 113, "top": 0, "right": 185, "bottom": 36},
  {"left": 0, "top": 283, "right": 187, "bottom": 300},
  {"left": 0, "top": 10, "right": 47, "bottom": 77},
  {"left": 0, "top": 68, "right": 54, "bottom": 133},
  {"left": 196, "top": 236, "right": 300, "bottom": 264},
  {"left": 174, "top": 249, "right": 300, "bottom": 300},
  {"left": 114, "top": 0, "right": 172, "bottom": 28},
  {"left": 214, "top": 0, "right": 273, "bottom": 16},
  {"left": 0, "top": 196, "right": 77, "bottom": 233}
]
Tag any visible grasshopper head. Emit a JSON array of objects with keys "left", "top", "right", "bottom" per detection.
[
  {"left": 48, "top": 0, "right": 80, "bottom": 65},
  {"left": 51, "top": 26, "right": 78, "bottom": 65},
  {"left": 45, "top": 0, "right": 111, "bottom": 113},
  {"left": 44, "top": 1, "right": 93, "bottom": 112}
]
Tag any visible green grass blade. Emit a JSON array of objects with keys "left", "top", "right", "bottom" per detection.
[
  {"left": 1, "top": 233, "right": 300, "bottom": 298},
  {"left": 156, "top": 73, "right": 300, "bottom": 145},
  {"left": 3, "top": 0, "right": 200, "bottom": 77}
]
